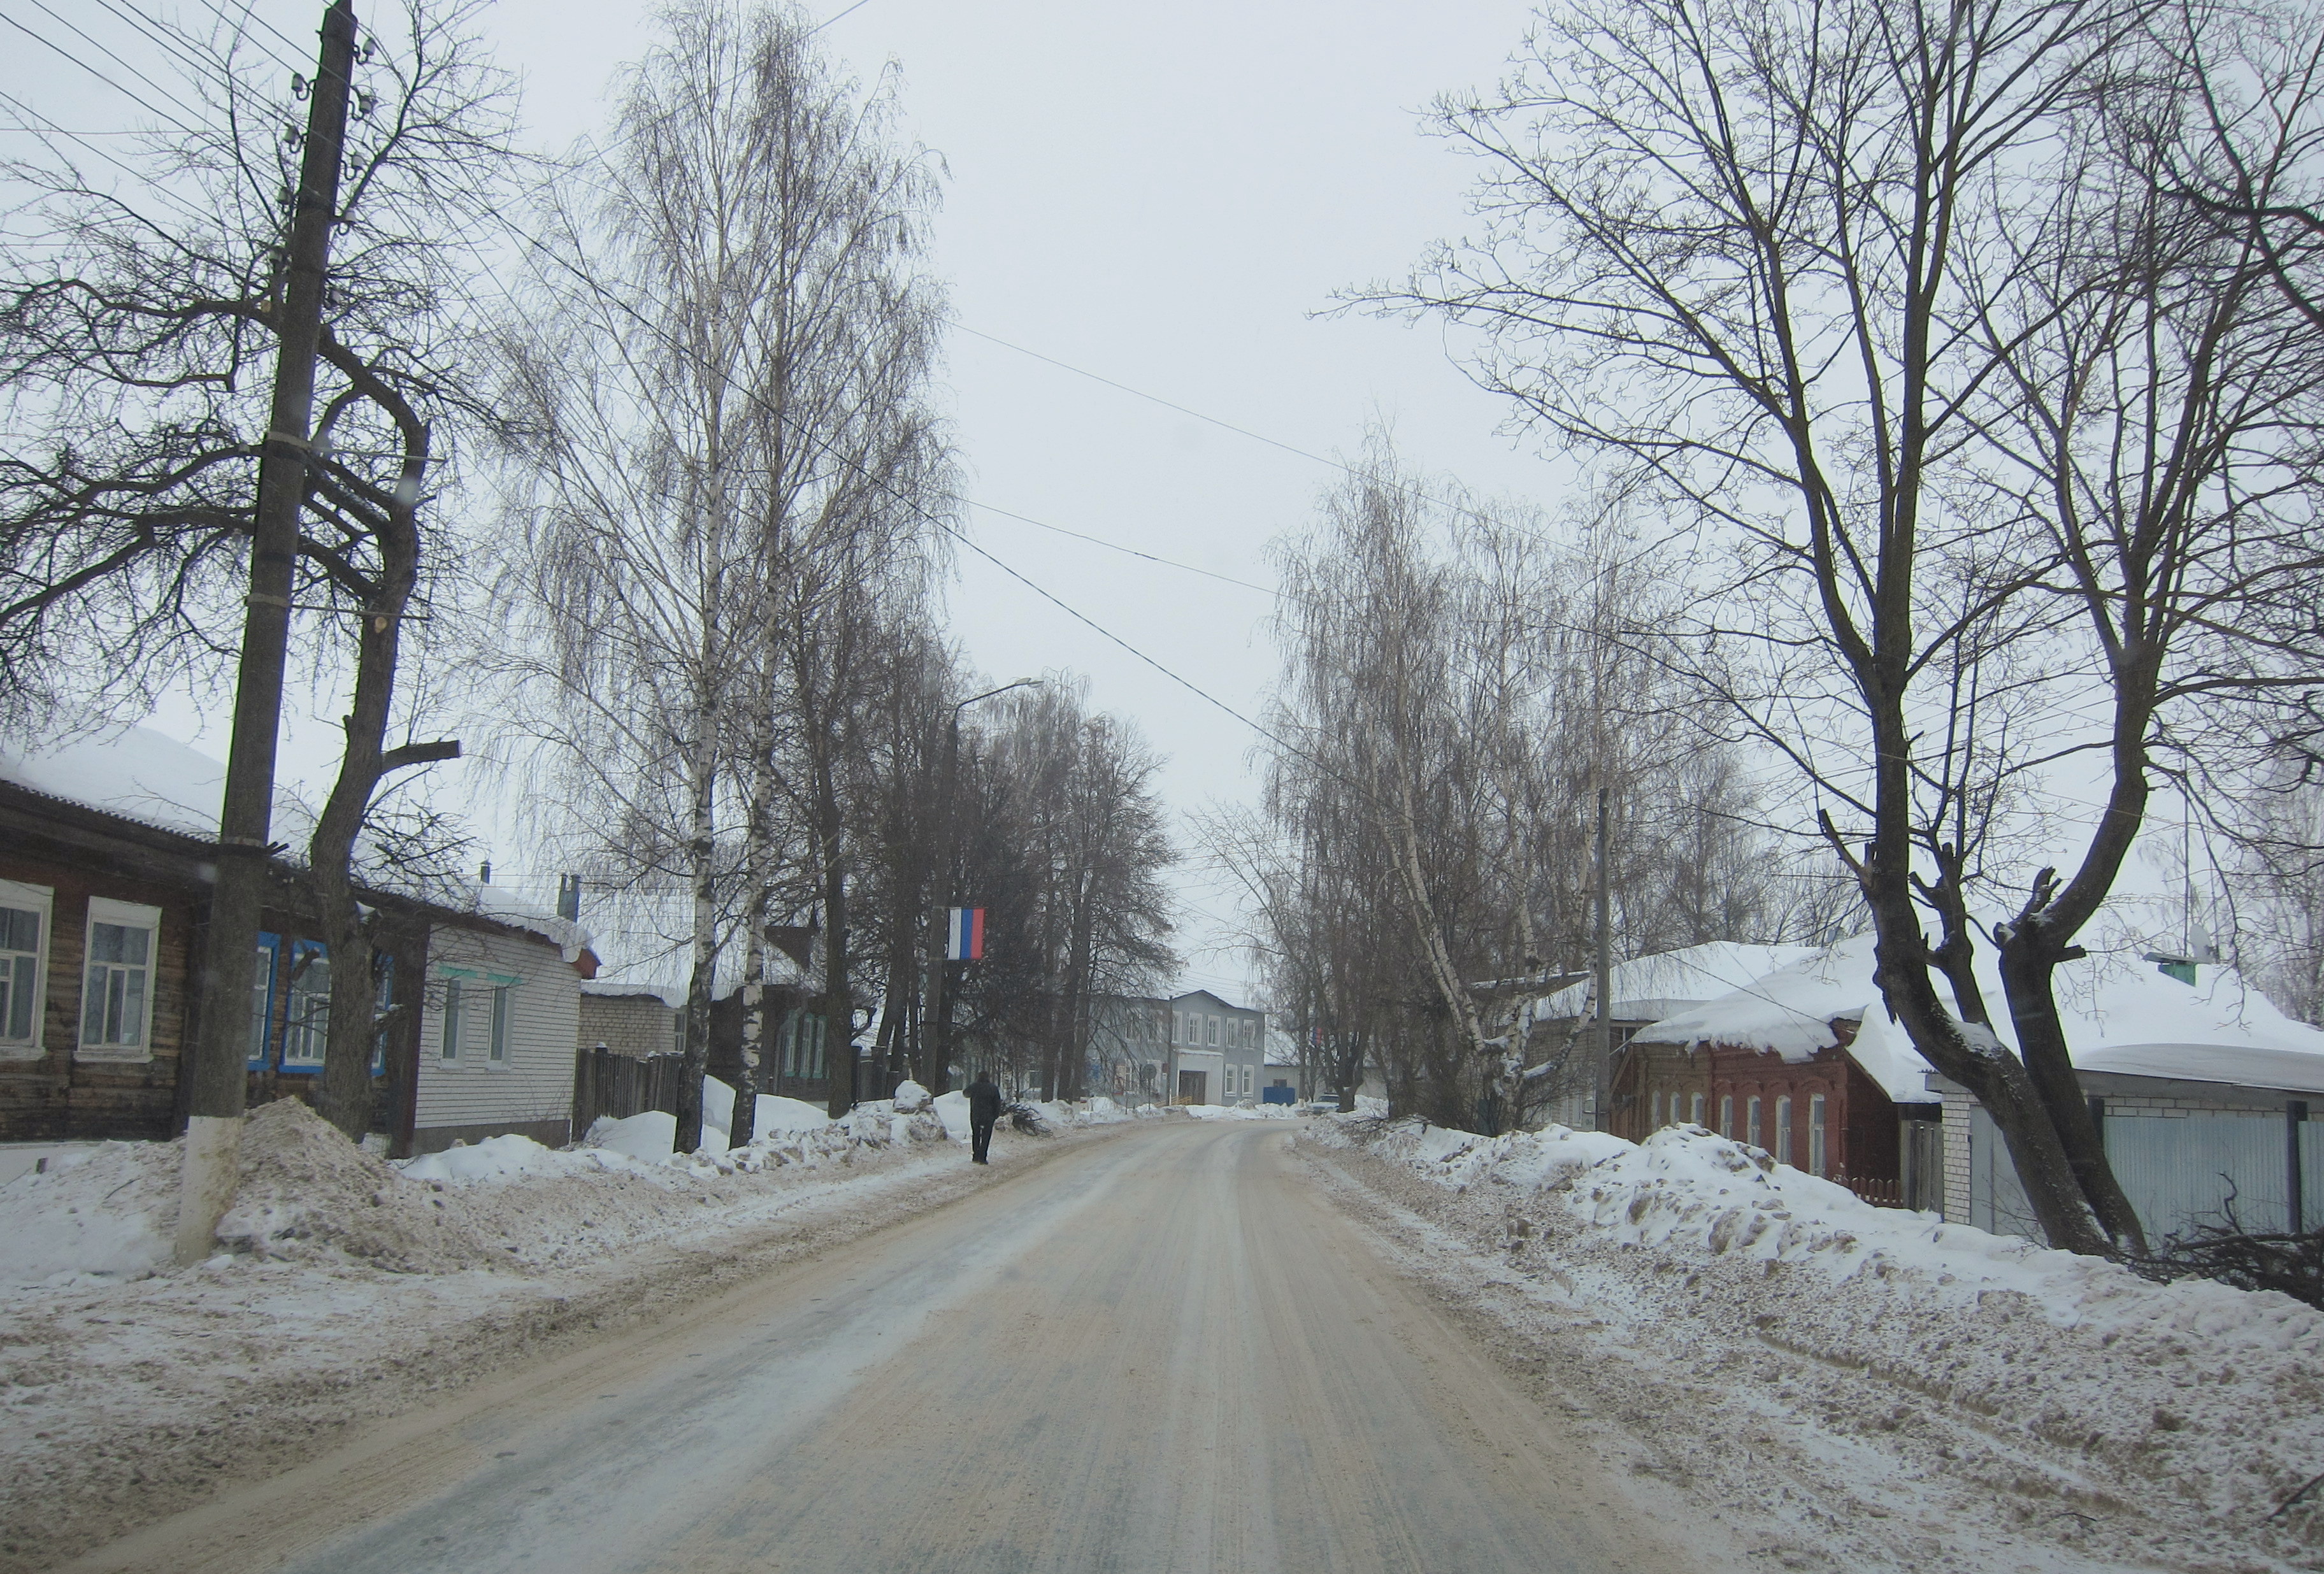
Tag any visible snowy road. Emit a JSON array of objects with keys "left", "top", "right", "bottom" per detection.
[{"left": 64, "top": 1120, "right": 1697, "bottom": 1574}]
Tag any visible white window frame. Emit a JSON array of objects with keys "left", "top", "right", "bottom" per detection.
[
  {"left": 1690, "top": 1092, "right": 1705, "bottom": 1126},
  {"left": 487, "top": 982, "right": 512, "bottom": 1064},
  {"left": 1809, "top": 1093, "right": 1828, "bottom": 1176},
  {"left": 1747, "top": 1095, "right": 1762, "bottom": 1148},
  {"left": 1718, "top": 1094, "right": 1734, "bottom": 1139},
  {"left": 1205, "top": 1015, "right": 1219, "bottom": 1047},
  {"left": 1775, "top": 1096, "right": 1793, "bottom": 1164},
  {"left": 440, "top": 974, "right": 465, "bottom": 1062},
  {"left": 278, "top": 940, "right": 332, "bottom": 1072},
  {"left": 78, "top": 896, "right": 161, "bottom": 1062},
  {"left": 0, "top": 879, "right": 52, "bottom": 1059},
  {"left": 439, "top": 966, "right": 517, "bottom": 1068}
]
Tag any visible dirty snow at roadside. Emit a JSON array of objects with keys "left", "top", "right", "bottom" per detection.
[
  {"left": 1307, "top": 1115, "right": 2324, "bottom": 1574},
  {"left": 0, "top": 1093, "right": 1144, "bottom": 1572}
]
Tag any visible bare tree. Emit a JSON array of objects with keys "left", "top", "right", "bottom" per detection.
[
  {"left": 1383, "top": 0, "right": 2324, "bottom": 1251},
  {"left": 1246, "top": 435, "right": 1791, "bottom": 1126},
  {"left": 0, "top": 0, "right": 518, "bottom": 1148}
]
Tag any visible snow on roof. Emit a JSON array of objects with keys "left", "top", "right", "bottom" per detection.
[
  {"left": 460, "top": 884, "right": 596, "bottom": 965},
  {"left": 1633, "top": 930, "right": 2324, "bottom": 1101},
  {"left": 0, "top": 723, "right": 300, "bottom": 841},
  {"left": 580, "top": 978, "right": 686, "bottom": 1009},
  {"left": 0, "top": 725, "right": 599, "bottom": 962},
  {"left": 1529, "top": 942, "right": 1823, "bottom": 1025}
]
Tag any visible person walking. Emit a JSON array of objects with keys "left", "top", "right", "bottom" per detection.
[{"left": 965, "top": 1073, "right": 1003, "bottom": 1164}]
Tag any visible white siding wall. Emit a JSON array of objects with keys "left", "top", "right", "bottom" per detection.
[{"left": 413, "top": 925, "right": 578, "bottom": 1137}]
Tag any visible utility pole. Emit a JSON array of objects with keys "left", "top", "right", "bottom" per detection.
[
  {"left": 919, "top": 680, "right": 1040, "bottom": 1097},
  {"left": 174, "top": 0, "right": 358, "bottom": 1266},
  {"left": 1593, "top": 785, "right": 1613, "bottom": 1133}
]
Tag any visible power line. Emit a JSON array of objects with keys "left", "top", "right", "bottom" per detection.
[
  {"left": 950, "top": 320, "right": 1359, "bottom": 483},
  {"left": 965, "top": 499, "right": 1271, "bottom": 595},
  {"left": 182, "top": 0, "right": 307, "bottom": 71},
  {"left": 0, "top": 89, "right": 221, "bottom": 230},
  {"left": 87, "top": 0, "right": 227, "bottom": 85},
  {"left": 0, "top": 7, "right": 208, "bottom": 140}
]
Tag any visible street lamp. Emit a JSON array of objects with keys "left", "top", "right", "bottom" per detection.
[{"left": 919, "top": 678, "right": 1042, "bottom": 1092}]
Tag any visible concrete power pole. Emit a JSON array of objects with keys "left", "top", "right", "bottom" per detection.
[
  {"left": 1593, "top": 785, "right": 1613, "bottom": 1133},
  {"left": 174, "top": 1, "right": 359, "bottom": 1265}
]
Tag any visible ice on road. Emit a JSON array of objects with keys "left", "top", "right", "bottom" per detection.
[{"left": 68, "top": 1120, "right": 1693, "bottom": 1574}]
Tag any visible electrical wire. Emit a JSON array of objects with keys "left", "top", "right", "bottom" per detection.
[
  {"left": 0, "top": 6, "right": 208, "bottom": 139},
  {"left": 0, "top": 89, "right": 221, "bottom": 230},
  {"left": 86, "top": 0, "right": 224, "bottom": 86},
  {"left": 182, "top": 0, "right": 308, "bottom": 71}
]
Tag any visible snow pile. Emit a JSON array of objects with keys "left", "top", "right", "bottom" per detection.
[
  {"left": 754, "top": 1094, "right": 834, "bottom": 1134},
  {"left": 926, "top": 1092, "right": 1158, "bottom": 1141},
  {"left": 1183, "top": 1101, "right": 1299, "bottom": 1120},
  {"left": 0, "top": 1141, "right": 179, "bottom": 1292},
  {"left": 586, "top": 1110, "right": 680, "bottom": 1162},
  {"left": 893, "top": 1080, "right": 931, "bottom": 1113},
  {"left": 1316, "top": 1115, "right": 2324, "bottom": 1562},
  {"left": 218, "top": 1100, "right": 509, "bottom": 1271}
]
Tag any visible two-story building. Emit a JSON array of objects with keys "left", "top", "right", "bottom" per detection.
[{"left": 1088, "top": 988, "right": 1266, "bottom": 1105}]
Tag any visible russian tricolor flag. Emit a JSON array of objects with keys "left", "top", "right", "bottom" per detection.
[{"left": 945, "top": 906, "right": 985, "bottom": 961}]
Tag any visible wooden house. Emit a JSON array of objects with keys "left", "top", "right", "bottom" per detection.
[{"left": 1, "top": 727, "right": 596, "bottom": 1156}]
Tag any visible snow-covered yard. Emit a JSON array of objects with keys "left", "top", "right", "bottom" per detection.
[
  {"left": 1303, "top": 1114, "right": 2324, "bottom": 1574},
  {"left": 0, "top": 1092, "right": 1147, "bottom": 1573}
]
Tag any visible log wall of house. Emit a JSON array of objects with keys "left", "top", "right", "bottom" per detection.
[{"left": 0, "top": 852, "right": 201, "bottom": 1141}]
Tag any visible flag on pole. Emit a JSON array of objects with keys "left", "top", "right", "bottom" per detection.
[{"left": 945, "top": 906, "right": 984, "bottom": 961}]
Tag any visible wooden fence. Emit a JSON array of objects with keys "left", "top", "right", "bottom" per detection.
[
  {"left": 572, "top": 1045, "right": 686, "bottom": 1136},
  {"left": 1836, "top": 1173, "right": 1903, "bottom": 1208}
]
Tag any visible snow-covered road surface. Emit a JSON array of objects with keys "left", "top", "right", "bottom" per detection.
[{"left": 62, "top": 1120, "right": 1696, "bottom": 1574}]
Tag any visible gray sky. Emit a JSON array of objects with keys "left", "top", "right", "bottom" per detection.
[{"left": 10, "top": 0, "right": 1577, "bottom": 1001}]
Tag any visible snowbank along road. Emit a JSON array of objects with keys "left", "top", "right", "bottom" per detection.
[{"left": 62, "top": 1119, "right": 1696, "bottom": 1574}]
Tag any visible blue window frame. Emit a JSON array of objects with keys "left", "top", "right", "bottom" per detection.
[
  {"left": 248, "top": 933, "right": 282, "bottom": 1069},
  {"left": 371, "top": 952, "right": 393, "bottom": 1075}
]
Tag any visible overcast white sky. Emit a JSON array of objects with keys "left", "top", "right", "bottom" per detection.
[
  {"left": 9, "top": 0, "right": 2220, "bottom": 1003},
  {"left": 8, "top": 0, "right": 1586, "bottom": 1002}
]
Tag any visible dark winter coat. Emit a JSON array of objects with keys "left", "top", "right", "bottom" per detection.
[{"left": 965, "top": 1078, "right": 1003, "bottom": 1124}]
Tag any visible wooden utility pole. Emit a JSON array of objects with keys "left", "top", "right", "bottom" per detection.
[
  {"left": 1593, "top": 785, "right": 1613, "bottom": 1132},
  {"left": 174, "top": 0, "right": 359, "bottom": 1265}
]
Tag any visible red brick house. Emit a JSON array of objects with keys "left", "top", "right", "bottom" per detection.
[{"left": 1619, "top": 936, "right": 1944, "bottom": 1208}]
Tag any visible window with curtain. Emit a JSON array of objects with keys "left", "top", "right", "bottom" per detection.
[
  {"left": 1719, "top": 1096, "right": 1734, "bottom": 1138},
  {"left": 280, "top": 942, "right": 331, "bottom": 1071},
  {"left": 1747, "top": 1096, "right": 1762, "bottom": 1148},
  {"left": 1776, "top": 1096, "right": 1793, "bottom": 1164},
  {"left": 1809, "top": 1094, "right": 1828, "bottom": 1176},
  {"left": 0, "top": 882, "right": 50, "bottom": 1051},
  {"left": 80, "top": 899, "right": 159, "bottom": 1057}
]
